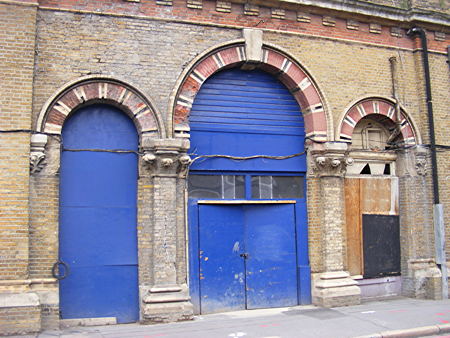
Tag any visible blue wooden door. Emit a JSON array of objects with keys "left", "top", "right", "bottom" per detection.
[
  {"left": 198, "top": 205, "right": 245, "bottom": 313},
  {"left": 198, "top": 204, "right": 298, "bottom": 313},
  {"left": 245, "top": 204, "right": 297, "bottom": 309},
  {"left": 59, "top": 104, "right": 139, "bottom": 323}
]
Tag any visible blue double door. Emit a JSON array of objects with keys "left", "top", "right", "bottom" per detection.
[
  {"left": 59, "top": 104, "right": 139, "bottom": 323},
  {"left": 198, "top": 203, "right": 298, "bottom": 313}
]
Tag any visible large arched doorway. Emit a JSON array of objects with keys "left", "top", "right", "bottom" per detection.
[
  {"left": 58, "top": 104, "right": 139, "bottom": 323},
  {"left": 187, "top": 68, "right": 310, "bottom": 314}
]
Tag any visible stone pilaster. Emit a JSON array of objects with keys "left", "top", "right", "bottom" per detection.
[
  {"left": 397, "top": 146, "right": 442, "bottom": 299},
  {"left": 309, "top": 142, "right": 361, "bottom": 307},
  {"left": 140, "top": 138, "right": 193, "bottom": 323}
]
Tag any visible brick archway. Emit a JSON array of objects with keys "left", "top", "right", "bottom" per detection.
[
  {"left": 338, "top": 98, "right": 417, "bottom": 146},
  {"left": 38, "top": 78, "right": 165, "bottom": 139},
  {"left": 172, "top": 44, "right": 328, "bottom": 142}
]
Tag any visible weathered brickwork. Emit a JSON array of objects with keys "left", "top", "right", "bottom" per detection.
[
  {"left": 0, "top": 3, "right": 36, "bottom": 280},
  {"left": 29, "top": 175, "right": 59, "bottom": 279},
  {"left": 427, "top": 52, "right": 450, "bottom": 253},
  {"left": 137, "top": 175, "right": 154, "bottom": 287},
  {"left": 307, "top": 177, "right": 324, "bottom": 273},
  {"left": 0, "top": 0, "right": 448, "bottom": 333},
  {"left": 0, "top": 306, "right": 40, "bottom": 335}
]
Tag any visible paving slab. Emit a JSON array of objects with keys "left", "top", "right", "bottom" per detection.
[{"left": 9, "top": 297, "right": 450, "bottom": 338}]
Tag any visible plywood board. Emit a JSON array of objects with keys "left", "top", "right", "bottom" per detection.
[
  {"left": 360, "top": 178, "right": 392, "bottom": 214},
  {"left": 345, "top": 178, "right": 362, "bottom": 276}
]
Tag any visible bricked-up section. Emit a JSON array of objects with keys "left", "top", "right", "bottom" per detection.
[
  {"left": 39, "top": 80, "right": 163, "bottom": 138},
  {"left": 339, "top": 99, "right": 417, "bottom": 146},
  {"left": 0, "top": 3, "right": 37, "bottom": 280},
  {"left": 173, "top": 45, "right": 328, "bottom": 142}
]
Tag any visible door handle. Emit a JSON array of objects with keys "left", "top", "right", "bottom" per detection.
[
  {"left": 239, "top": 253, "right": 249, "bottom": 259},
  {"left": 52, "top": 260, "right": 70, "bottom": 280}
]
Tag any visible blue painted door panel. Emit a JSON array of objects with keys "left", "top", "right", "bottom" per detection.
[
  {"left": 245, "top": 204, "right": 298, "bottom": 309},
  {"left": 199, "top": 205, "right": 246, "bottom": 313},
  {"left": 59, "top": 104, "right": 139, "bottom": 323},
  {"left": 197, "top": 204, "right": 298, "bottom": 313},
  {"left": 59, "top": 265, "right": 138, "bottom": 323},
  {"left": 189, "top": 131, "right": 305, "bottom": 172},
  {"left": 295, "top": 202, "right": 312, "bottom": 304},
  {"left": 60, "top": 151, "right": 138, "bottom": 208},
  {"left": 59, "top": 207, "right": 137, "bottom": 266}
]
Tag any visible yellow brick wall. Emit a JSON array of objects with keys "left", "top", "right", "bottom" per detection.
[{"left": 0, "top": 3, "right": 37, "bottom": 280}]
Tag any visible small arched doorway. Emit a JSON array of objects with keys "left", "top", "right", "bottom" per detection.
[
  {"left": 187, "top": 68, "right": 310, "bottom": 314},
  {"left": 343, "top": 103, "right": 408, "bottom": 298},
  {"left": 59, "top": 104, "right": 139, "bottom": 323}
]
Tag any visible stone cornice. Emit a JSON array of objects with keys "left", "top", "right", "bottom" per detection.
[
  {"left": 232, "top": 0, "right": 450, "bottom": 28},
  {"left": 34, "top": 0, "right": 450, "bottom": 31}
]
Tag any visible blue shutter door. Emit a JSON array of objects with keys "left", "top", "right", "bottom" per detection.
[
  {"left": 59, "top": 104, "right": 139, "bottom": 323},
  {"left": 189, "top": 69, "right": 306, "bottom": 172}
]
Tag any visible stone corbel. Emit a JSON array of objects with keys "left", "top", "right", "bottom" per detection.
[
  {"left": 309, "top": 142, "right": 352, "bottom": 177},
  {"left": 30, "top": 134, "right": 48, "bottom": 174}
]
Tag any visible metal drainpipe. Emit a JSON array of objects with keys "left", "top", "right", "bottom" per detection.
[
  {"left": 448, "top": 46, "right": 450, "bottom": 70},
  {"left": 407, "top": 27, "right": 447, "bottom": 299}
]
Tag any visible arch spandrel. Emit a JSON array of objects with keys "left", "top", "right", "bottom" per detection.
[{"left": 171, "top": 43, "right": 329, "bottom": 143}]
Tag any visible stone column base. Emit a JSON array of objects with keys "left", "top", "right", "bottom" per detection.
[
  {"left": 312, "top": 271, "right": 361, "bottom": 307},
  {"left": 0, "top": 292, "right": 41, "bottom": 335},
  {"left": 402, "top": 258, "right": 442, "bottom": 300},
  {"left": 142, "top": 284, "right": 193, "bottom": 323}
]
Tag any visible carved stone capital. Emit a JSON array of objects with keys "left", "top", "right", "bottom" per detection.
[
  {"left": 142, "top": 138, "right": 191, "bottom": 177},
  {"left": 30, "top": 134, "right": 48, "bottom": 174},
  {"left": 414, "top": 147, "right": 428, "bottom": 176},
  {"left": 397, "top": 146, "right": 429, "bottom": 177},
  {"left": 308, "top": 142, "right": 351, "bottom": 177}
]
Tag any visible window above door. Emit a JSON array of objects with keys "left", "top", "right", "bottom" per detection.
[{"left": 188, "top": 174, "right": 304, "bottom": 200}]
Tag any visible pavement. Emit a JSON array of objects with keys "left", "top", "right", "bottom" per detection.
[{"left": 9, "top": 297, "right": 450, "bottom": 338}]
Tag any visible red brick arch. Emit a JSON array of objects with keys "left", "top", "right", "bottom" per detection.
[
  {"left": 338, "top": 98, "right": 417, "bottom": 146},
  {"left": 172, "top": 44, "right": 328, "bottom": 142},
  {"left": 38, "top": 78, "right": 164, "bottom": 138}
]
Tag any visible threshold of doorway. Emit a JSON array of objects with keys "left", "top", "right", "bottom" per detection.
[
  {"left": 60, "top": 317, "right": 117, "bottom": 329},
  {"left": 197, "top": 304, "right": 317, "bottom": 320}
]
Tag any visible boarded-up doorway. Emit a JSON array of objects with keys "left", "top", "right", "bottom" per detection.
[{"left": 345, "top": 177, "right": 400, "bottom": 278}]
